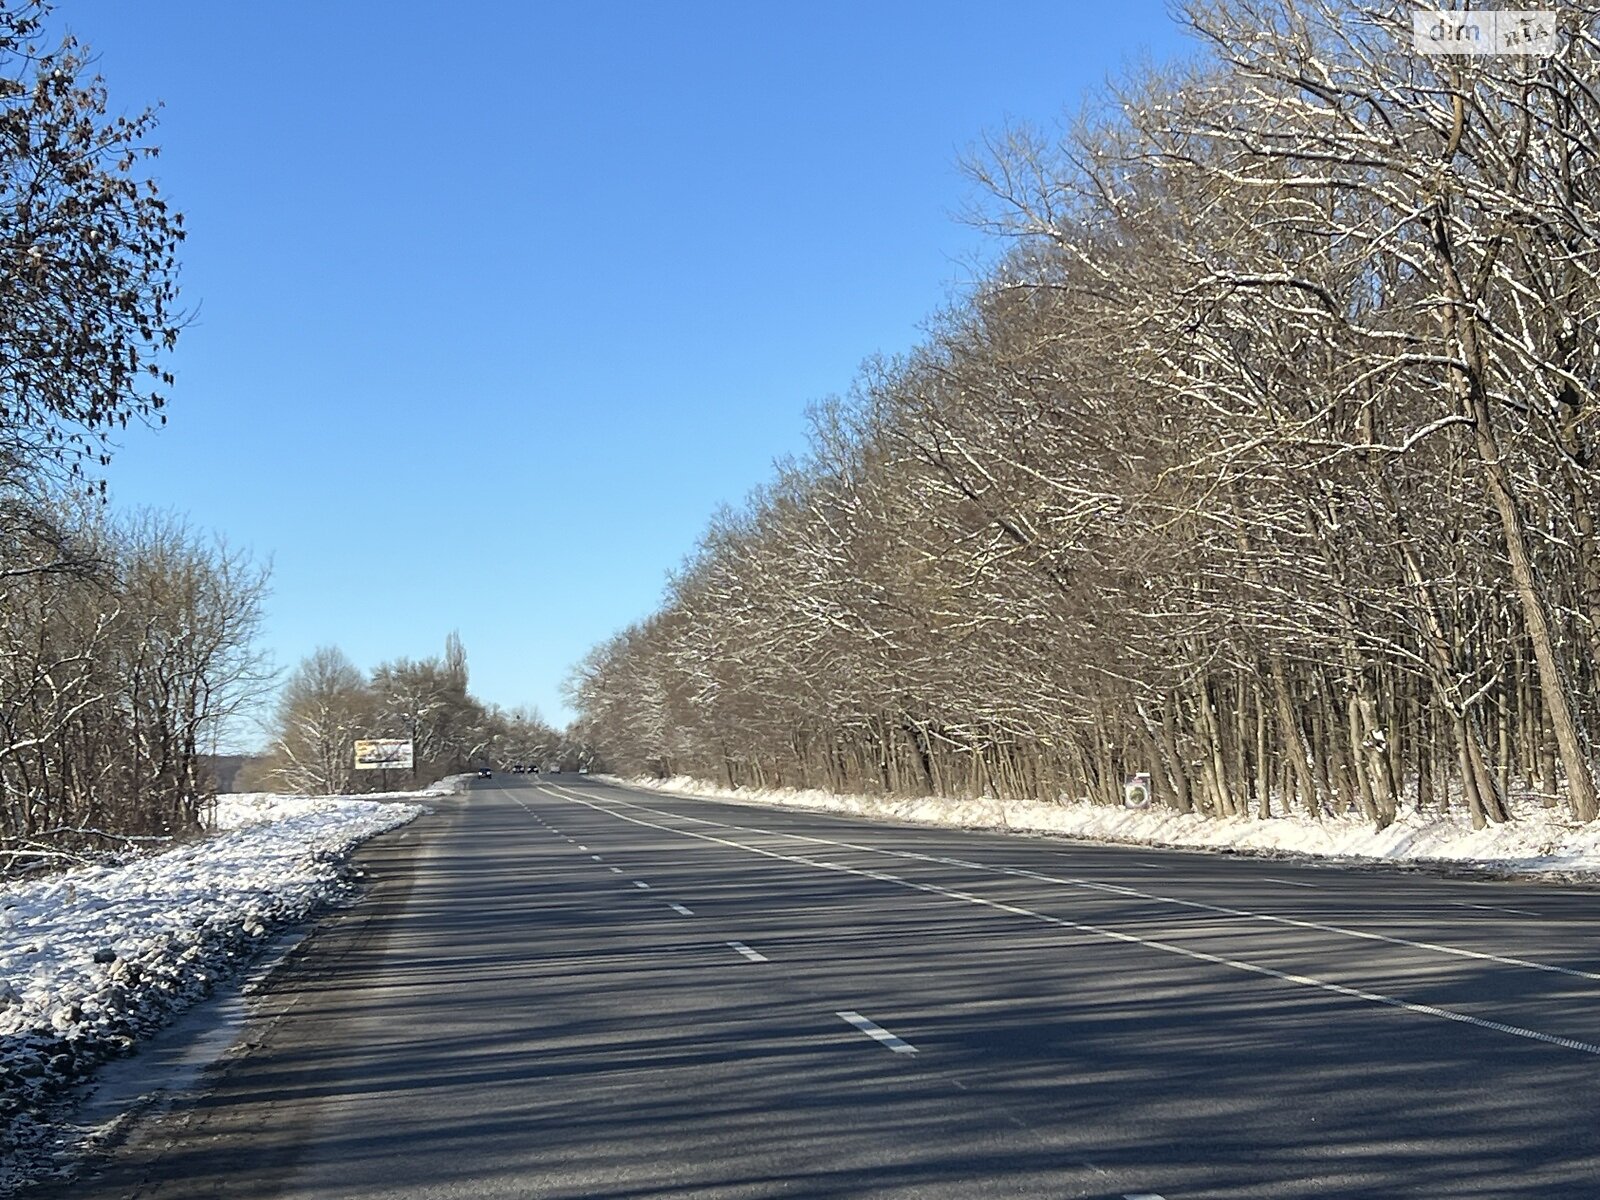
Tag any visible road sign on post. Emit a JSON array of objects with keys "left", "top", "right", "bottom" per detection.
[
  {"left": 354, "top": 739, "right": 414, "bottom": 771},
  {"left": 1123, "top": 772, "right": 1153, "bottom": 809}
]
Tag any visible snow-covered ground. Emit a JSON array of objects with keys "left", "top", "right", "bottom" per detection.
[
  {"left": 618, "top": 775, "right": 1600, "bottom": 877},
  {"left": 0, "top": 780, "right": 454, "bottom": 1170}
]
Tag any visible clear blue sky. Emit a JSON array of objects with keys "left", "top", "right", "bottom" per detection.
[{"left": 63, "top": 1, "right": 1190, "bottom": 742}]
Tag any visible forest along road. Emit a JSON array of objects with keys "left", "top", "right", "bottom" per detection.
[{"left": 45, "top": 775, "right": 1600, "bottom": 1200}]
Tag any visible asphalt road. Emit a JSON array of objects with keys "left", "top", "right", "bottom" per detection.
[{"left": 41, "top": 775, "right": 1600, "bottom": 1199}]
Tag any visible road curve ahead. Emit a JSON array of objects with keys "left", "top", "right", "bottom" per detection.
[{"left": 45, "top": 775, "right": 1600, "bottom": 1199}]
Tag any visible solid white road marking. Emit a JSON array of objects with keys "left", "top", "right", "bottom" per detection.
[
  {"left": 634, "top": 881, "right": 651, "bottom": 890},
  {"left": 538, "top": 788, "right": 1600, "bottom": 1057},
  {"left": 1261, "top": 877, "right": 1319, "bottom": 889},
  {"left": 838, "top": 1011, "right": 917, "bottom": 1054},
  {"left": 669, "top": 903, "right": 694, "bottom": 916},
  {"left": 555, "top": 788, "right": 1600, "bottom": 985},
  {"left": 728, "top": 941, "right": 768, "bottom": 963}
]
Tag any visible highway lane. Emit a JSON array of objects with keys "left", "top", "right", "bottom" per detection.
[{"left": 41, "top": 774, "right": 1600, "bottom": 1198}]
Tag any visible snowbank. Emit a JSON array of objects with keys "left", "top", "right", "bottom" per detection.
[
  {"left": 617, "top": 775, "right": 1600, "bottom": 877},
  {"left": 0, "top": 782, "right": 448, "bottom": 1162},
  {"left": 208, "top": 773, "right": 467, "bottom": 831}
]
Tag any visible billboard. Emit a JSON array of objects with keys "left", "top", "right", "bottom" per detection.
[{"left": 354, "top": 739, "right": 414, "bottom": 771}]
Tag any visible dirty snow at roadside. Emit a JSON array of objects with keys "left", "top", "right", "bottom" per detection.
[
  {"left": 619, "top": 775, "right": 1600, "bottom": 878},
  {"left": 0, "top": 784, "right": 446, "bottom": 1167}
]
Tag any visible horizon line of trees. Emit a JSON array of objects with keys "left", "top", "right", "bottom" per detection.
[
  {"left": 243, "top": 632, "right": 574, "bottom": 796},
  {"left": 572, "top": 1, "right": 1600, "bottom": 832}
]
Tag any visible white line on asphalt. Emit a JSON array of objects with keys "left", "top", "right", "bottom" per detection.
[
  {"left": 1261, "top": 877, "right": 1319, "bottom": 889},
  {"left": 540, "top": 788, "right": 1600, "bottom": 1058},
  {"left": 1136, "top": 862, "right": 1170, "bottom": 870},
  {"left": 1451, "top": 900, "right": 1538, "bottom": 917},
  {"left": 591, "top": 854, "right": 603, "bottom": 861},
  {"left": 728, "top": 941, "right": 768, "bottom": 963},
  {"left": 1124, "top": 1194, "right": 1167, "bottom": 1199},
  {"left": 610, "top": 866, "right": 623, "bottom": 874},
  {"left": 634, "top": 880, "right": 651, "bottom": 889},
  {"left": 837, "top": 1011, "right": 917, "bottom": 1054},
  {"left": 553, "top": 788, "right": 1600, "bottom": 985},
  {"left": 669, "top": 903, "right": 693, "bottom": 916},
  {"left": 578, "top": 845, "right": 588, "bottom": 851}
]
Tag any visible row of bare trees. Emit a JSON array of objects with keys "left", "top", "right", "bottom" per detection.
[
  {"left": 246, "top": 633, "right": 567, "bottom": 796},
  {"left": 573, "top": 1, "right": 1600, "bottom": 830},
  {"left": 1, "top": 512, "right": 268, "bottom": 867},
  {"left": 0, "top": 2, "right": 265, "bottom": 870}
]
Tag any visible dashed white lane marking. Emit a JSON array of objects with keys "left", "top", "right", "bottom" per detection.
[
  {"left": 547, "top": 788, "right": 1600, "bottom": 985},
  {"left": 634, "top": 881, "right": 651, "bottom": 890},
  {"left": 669, "top": 903, "right": 694, "bottom": 916},
  {"left": 538, "top": 788, "right": 1600, "bottom": 1058},
  {"left": 1124, "top": 1194, "right": 1167, "bottom": 1199},
  {"left": 610, "top": 866, "right": 624, "bottom": 874},
  {"left": 1135, "top": 862, "right": 1169, "bottom": 870},
  {"left": 578, "top": 845, "right": 588, "bottom": 851},
  {"left": 1261, "top": 877, "right": 1319, "bottom": 889},
  {"left": 1451, "top": 900, "right": 1538, "bottom": 917},
  {"left": 838, "top": 1011, "right": 917, "bottom": 1054},
  {"left": 591, "top": 854, "right": 603, "bottom": 861},
  {"left": 728, "top": 941, "right": 768, "bottom": 963}
]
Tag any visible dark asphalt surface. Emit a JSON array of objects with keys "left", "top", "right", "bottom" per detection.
[{"left": 40, "top": 775, "right": 1600, "bottom": 1198}]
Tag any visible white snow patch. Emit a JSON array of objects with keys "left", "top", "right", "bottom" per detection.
[
  {"left": 615, "top": 776, "right": 1600, "bottom": 877},
  {"left": 0, "top": 777, "right": 459, "bottom": 1168}
]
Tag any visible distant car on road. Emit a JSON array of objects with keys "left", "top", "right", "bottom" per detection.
[{"left": 476, "top": 767, "right": 492, "bottom": 779}]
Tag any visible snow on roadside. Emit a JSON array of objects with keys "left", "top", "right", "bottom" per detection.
[
  {"left": 617, "top": 775, "right": 1600, "bottom": 877},
  {"left": 0, "top": 779, "right": 454, "bottom": 1160}
]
